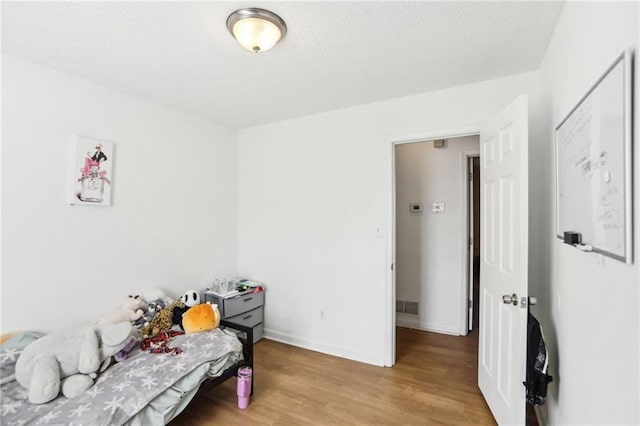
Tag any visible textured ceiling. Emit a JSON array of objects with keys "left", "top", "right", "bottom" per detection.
[{"left": 1, "top": 1, "right": 564, "bottom": 129}]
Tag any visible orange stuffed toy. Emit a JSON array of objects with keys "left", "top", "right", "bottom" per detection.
[{"left": 182, "top": 302, "right": 220, "bottom": 333}]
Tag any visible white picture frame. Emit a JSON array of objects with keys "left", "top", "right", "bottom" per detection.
[{"left": 69, "top": 135, "right": 114, "bottom": 207}]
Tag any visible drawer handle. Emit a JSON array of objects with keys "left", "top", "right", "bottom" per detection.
[
  {"left": 242, "top": 314, "right": 253, "bottom": 320},
  {"left": 243, "top": 297, "right": 253, "bottom": 302}
]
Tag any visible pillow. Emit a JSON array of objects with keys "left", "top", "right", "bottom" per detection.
[
  {"left": 1, "top": 331, "right": 45, "bottom": 384},
  {"left": 1, "top": 331, "right": 45, "bottom": 350}
]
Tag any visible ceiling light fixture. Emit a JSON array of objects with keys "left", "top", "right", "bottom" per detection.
[{"left": 226, "top": 8, "right": 287, "bottom": 53}]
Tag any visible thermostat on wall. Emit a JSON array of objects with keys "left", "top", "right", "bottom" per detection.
[
  {"left": 431, "top": 202, "right": 445, "bottom": 213},
  {"left": 409, "top": 203, "right": 423, "bottom": 213}
]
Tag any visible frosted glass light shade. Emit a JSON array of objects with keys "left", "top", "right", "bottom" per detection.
[
  {"left": 227, "top": 8, "right": 287, "bottom": 53},
  {"left": 232, "top": 18, "right": 281, "bottom": 52}
]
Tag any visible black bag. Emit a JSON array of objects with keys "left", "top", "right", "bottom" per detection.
[{"left": 523, "top": 312, "right": 553, "bottom": 405}]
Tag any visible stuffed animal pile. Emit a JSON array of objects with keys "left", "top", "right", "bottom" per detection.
[
  {"left": 139, "top": 298, "right": 186, "bottom": 338},
  {"left": 133, "top": 299, "right": 166, "bottom": 329},
  {"left": 95, "top": 289, "right": 218, "bottom": 339},
  {"left": 14, "top": 288, "right": 224, "bottom": 404}
]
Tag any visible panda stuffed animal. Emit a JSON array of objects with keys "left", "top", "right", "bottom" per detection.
[
  {"left": 172, "top": 290, "right": 201, "bottom": 329},
  {"left": 182, "top": 290, "right": 200, "bottom": 307}
]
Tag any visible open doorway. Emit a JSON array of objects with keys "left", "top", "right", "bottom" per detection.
[
  {"left": 393, "top": 134, "right": 480, "bottom": 340},
  {"left": 388, "top": 96, "right": 529, "bottom": 423}
]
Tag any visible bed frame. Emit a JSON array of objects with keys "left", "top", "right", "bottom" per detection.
[
  {"left": 0, "top": 321, "right": 255, "bottom": 426},
  {"left": 201, "top": 318, "right": 254, "bottom": 395}
]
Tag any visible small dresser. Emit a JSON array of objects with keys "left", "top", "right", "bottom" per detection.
[{"left": 204, "top": 290, "right": 264, "bottom": 343}]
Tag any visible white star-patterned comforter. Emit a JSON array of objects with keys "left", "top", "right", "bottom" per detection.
[{"left": 0, "top": 328, "right": 243, "bottom": 425}]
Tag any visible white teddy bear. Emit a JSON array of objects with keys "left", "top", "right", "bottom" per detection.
[
  {"left": 97, "top": 294, "right": 145, "bottom": 324},
  {"left": 15, "top": 321, "right": 133, "bottom": 404}
]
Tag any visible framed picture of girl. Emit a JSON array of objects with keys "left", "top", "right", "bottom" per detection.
[{"left": 70, "top": 135, "right": 114, "bottom": 206}]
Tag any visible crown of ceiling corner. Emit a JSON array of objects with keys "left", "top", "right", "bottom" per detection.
[{"left": 226, "top": 7, "right": 287, "bottom": 53}]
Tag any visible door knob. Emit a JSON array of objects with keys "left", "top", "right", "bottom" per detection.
[{"left": 502, "top": 293, "right": 518, "bottom": 306}]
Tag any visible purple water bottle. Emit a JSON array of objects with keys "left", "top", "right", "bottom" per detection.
[{"left": 237, "top": 366, "right": 252, "bottom": 409}]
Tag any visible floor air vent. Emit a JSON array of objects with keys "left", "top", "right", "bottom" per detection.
[{"left": 396, "top": 300, "right": 419, "bottom": 315}]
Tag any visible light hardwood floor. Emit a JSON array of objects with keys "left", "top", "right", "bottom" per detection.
[{"left": 171, "top": 327, "right": 496, "bottom": 425}]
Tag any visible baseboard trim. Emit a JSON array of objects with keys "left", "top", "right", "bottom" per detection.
[
  {"left": 263, "top": 328, "right": 385, "bottom": 367},
  {"left": 396, "top": 317, "right": 460, "bottom": 336}
]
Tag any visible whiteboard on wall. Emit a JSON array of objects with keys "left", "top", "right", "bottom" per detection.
[{"left": 555, "top": 49, "right": 633, "bottom": 263}]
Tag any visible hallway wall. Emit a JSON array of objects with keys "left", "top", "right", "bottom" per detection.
[{"left": 395, "top": 135, "right": 479, "bottom": 334}]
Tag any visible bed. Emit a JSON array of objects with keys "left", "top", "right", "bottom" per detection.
[{"left": 0, "top": 319, "right": 254, "bottom": 425}]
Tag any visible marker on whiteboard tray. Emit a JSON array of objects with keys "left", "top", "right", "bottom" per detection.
[
  {"left": 563, "top": 231, "right": 592, "bottom": 251},
  {"left": 563, "top": 231, "right": 582, "bottom": 245}
]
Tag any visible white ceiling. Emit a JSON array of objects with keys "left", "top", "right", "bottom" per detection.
[{"left": 1, "top": 1, "right": 564, "bottom": 129}]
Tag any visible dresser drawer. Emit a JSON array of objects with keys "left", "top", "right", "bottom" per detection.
[
  {"left": 227, "top": 306, "right": 263, "bottom": 328},
  {"left": 224, "top": 291, "right": 264, "bottom": 318}
]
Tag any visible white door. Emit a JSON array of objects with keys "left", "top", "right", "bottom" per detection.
[{"left": 478, "top": 95, "right": 529, "bottom": 425}]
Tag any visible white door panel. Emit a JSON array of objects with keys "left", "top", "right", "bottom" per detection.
[{"left": 478, "top": 95, "right": 528, "bottom": 425}]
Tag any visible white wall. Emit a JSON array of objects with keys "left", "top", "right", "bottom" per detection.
[
  {"left": 535, "top": 2, "right": 639, "bottom": 424},
  {"left": 238, "top": 72, "right": 541, "bottom": 366},
  {"left": 395, "top": 136, "right": 479, "bottom": 335},
  {"left": 1, "top": 55, "right": 238, "bottom": 332}
]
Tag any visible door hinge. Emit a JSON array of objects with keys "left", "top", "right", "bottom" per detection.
[
  {"left": 391, "top": 263, "right": 394, "bottom": 271},
  {"left": 468, "top": 300, "right": 472, "bottom": 308}
]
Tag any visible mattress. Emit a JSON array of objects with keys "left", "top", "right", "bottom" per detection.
[{"left": 0, "top": 328, "right": 243, "bottom": 425}]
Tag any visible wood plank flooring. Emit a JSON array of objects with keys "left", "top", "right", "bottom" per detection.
[{"left": 171, "top": 327, "right": 496, "bottom": 425}]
